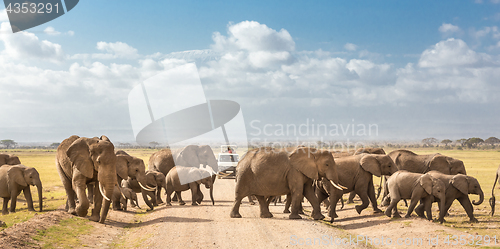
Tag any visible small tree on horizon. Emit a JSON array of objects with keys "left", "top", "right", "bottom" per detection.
[
  {"left": 465, "top": 137, "right": 484, "bottom": 149},
  {"left": 456, "top": 138, "right": 467, "bottom": 147},
  {"left": 441, "top": 139, "right": 452, "bottom": 146},
  {"left": 422, "top": 137, "right": 438, "bottom": 147},
  {"left": 0, "top": 139, "right": 17, "bottom": 149},
  {"left": 485, "top": 137, "right": 500, "bottom": 146}
]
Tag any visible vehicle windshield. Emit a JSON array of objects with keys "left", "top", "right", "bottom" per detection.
[{"left": 219, "top": 155, "right": 239, "bottom": 162}]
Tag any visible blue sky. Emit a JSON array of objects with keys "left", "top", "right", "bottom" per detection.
[{"left": 0, "top": 0, "right": 499, "bottom": 144}]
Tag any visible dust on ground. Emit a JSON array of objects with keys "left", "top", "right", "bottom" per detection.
[{"left": 0, "top": 179, "right": 498, "bottom": 249}]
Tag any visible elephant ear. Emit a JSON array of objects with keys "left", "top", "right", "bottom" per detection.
[
  {"left": 7, "top": 166, "right": 27, "bottom": 187},
  {"left": 447, "top": 157, "right": 467, "bottom": 175},
  {"left": 115, "top": 155, "right": 130, "bottom": 180},
  {"left": 419, "top": 174, "right": 433, "bottom": 195},
  {"left": 67, "top": 138, "right": 94, "bottom": 179},
  {"left": 360, "top": 155, "right": 381, "bottom": 177},
  {"left": 289, "top": 147, "right": 319, "bottom": 180},
  {"left": 100, "top": 135, "right": 111, "bottom": 142},
  {"left": 451, "top": 174, "right": 468, "bottom": 195},
  {"left": 428, "top": 155, "right": 451, "bottom": 174}
]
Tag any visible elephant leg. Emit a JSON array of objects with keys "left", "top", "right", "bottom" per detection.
[
  {"left": 230, "top": 195, "right": 244, "bottom": 218},
  {"left": 172, "top": 192, "right": 178, "bottom": 202},
  {"left": 166, "top": 188, "right": 173, "bottom": 206},
  {"left": 176, "top": 191, "right": 185, "bottom": 205},
  {"left": 347, "top": 191, "right": 356, "bottom": 204},
  {"left": 283, "top": 194, "right": 291, "bottom": 213},
  {"left": 23, "top": 187, "right": 35, "bottom": 212},
  {"left": 90, "top": 182, "right": 103, "bottom": 222},
  {"left": 150, "top": 191, "right": 158, "bottom": 207},
  {"left": 156, "top": 188, "right": 163, "bottom": 204},
  {"left": 367, "top": 178, "right": 382, "bottom": 213},
  {"left": 303, "top": 182, "right": 324, "bottom": 220},
  {"left": 354, "top": 185, "right": 370, "bottom": 215},
  {"left": 415, "top": 201, "right": 427, "bottom": 218},
  {"left": 255, "top": 195, "right": 272, "bottom": 218},
  {"left": 438, "top": 198, "right": 455, "bottom": 223},
  {"left": 57, "top": 165, "right": 77, "bottom": 215},
  {"left": 2, "top": 197, "right": 9, "bottom": 215},
  {"left": 73, "top": 175, "right": 90, "bottom": 218},
  {"left": 189, "top": 183, "right": 199, "bottom": 206},
  {"left": 458, "top": 196, "right": 477, "bottom": 223},
  {"left": 140, "top": 189, "right": 154, "bottom": 210},
  {"left": 329, "top": 191, "right": 342, "bottom": 222},
  {"left": 247, "top": 195, "right": 255, "bottom": 205},
  {"left": 289, "top": 186, "right": 304, "bottom": 219},
  {"left": 423, "top": 197, "right": 433, "bottom": 220},
  {"left": 405, "top": 195, "right": 422, "bottom": 218},
  {"left": 384, "top": 195, "right": 401, "bottom": 218}
]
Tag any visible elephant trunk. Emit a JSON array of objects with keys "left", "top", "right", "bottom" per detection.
[
  {"left": 99, "top": 183, "right": 114, "bottom": 223},
  {"left": 36, "top": 181, "right": 43, "bottom": 212},
  {"left": 438, "top": 197, "right": 446, "bottom": 223},
  {"left": 472, "top": 189, "right": 484, "bottom": 205}
]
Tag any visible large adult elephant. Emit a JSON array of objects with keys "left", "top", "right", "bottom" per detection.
[
  {"left": 317, "top": 153, "right": 397, "bottom": 221},
  {"left": 0, "top": 164, "right": 42, "bottom": 214},
  {"left": 116, "top": 150, "right": 156, "bottom": 202},
  {"left": 230, "top": 146, "right": 344, "bottom": 220},
  {"left": 388, "top": 149, "right": 466, "bottom": 175},
  {"left": 490, "top": 165, "right": 500, "bottom": 215},
  {"left": 347, "top": 148, "right": 386, "bottom": 203},
  {"left": 416, "top": 171, "right": 483, "bottom": 223},
  {"left": 0, "top": 154, "right": 21, "bottom": 166},
  {"left": 56, "top": 135, "right": 117, "bottom": 223},
  {"left": 381, "top": 149, "right": 467, "bottom": 205}
]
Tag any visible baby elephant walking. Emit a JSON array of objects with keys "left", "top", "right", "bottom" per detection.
[
  {"left": 385, "top": 171, "right": 445, "bottom": 220},
  {"left": 0, "top": 164, "right": 43, "bottom": 214},
  {"left": 165, "top": 166, "right": 214, "bottom": 206}
]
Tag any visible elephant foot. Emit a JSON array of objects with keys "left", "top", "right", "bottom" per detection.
[
  {"left": 249, "top": 202, "right": 256, "bottom": 205},
  {"left": 179, "top": 201, "right": 186, "bottom": 206},
  {"left": 260, "top": 212, "right": 273, "bottom": 218},
  {"left": 230, "top": 212, "right": 242, "bottom": 218},
  {"left": 157, "top": 199, "right": 164, "bottom": 204},
  {"left": 355, "top": 205, "right": 364, "bottom": 214},
  {"left": 438, "top": 218, "right": 445, "bottom": 224},
  {"left": 312, "top": 212, "right": 325, "bottom": 220},
  {"left": 329, "top": 218, "right": 335, "bottom": 223},
  {"left": 89, "top": 215, "right": 100, "bottom": 222},
  {"left": 28, "top": 208, "right": 35, "bottom": 212},
  {"left": 393, "top": 212, "right": 401, "bottom": 218},
  {"left": 384, "top": 209, "right": 392, "bottom": 218},
  {"left": 288, "top": 213, "right": 301, "bottom": 219},
  {"left": 404, "top": 214, "right": 411, "bottom": 218},
  {"left": 166, "top": 203, "right": 172, "bottom": 206},
  {"left": 191, "top": 202, "right": 198, "bottom": 206},
  {"left": 298, "top": 210, "right": 305, "bottom": 215},
  {"left": 68, "top": 208, "right": 76, "bottom": 215},
  {"left": 470, "top": 218, "right": 478, "bottom": 223},
  {"left": 283, "top": 209, "right": 290, "bottom": 214},
  {"left": 373, "top": 208, "right": 383, "bottom": 214}
]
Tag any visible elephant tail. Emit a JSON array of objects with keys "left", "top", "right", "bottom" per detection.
[{"left": 490, "top": 172, "right": 499, "bottom": 216}]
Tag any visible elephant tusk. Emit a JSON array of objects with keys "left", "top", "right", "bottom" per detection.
[
  {"left": 99, "top": 183, "right": 111, "bottom": 202},
  {"left": 139, "top": 182, "right": 156, "bottom": 192},
  {"left": 330, "top": 180, "right": 344, "bottom": 191},
  {"left": 339, "top": 184, "right": 348, "bottom": 190}
]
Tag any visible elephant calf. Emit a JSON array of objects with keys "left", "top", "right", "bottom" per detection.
[
  {"left": 0, "top": 164, "right": 43, "bottom": 214},
  {"left": 384, "top": 171, "right": 445, "bottom": 220},
  {"left": 416, "top": 171, "right": 484, "bottom": 223},
  {"left": 165, "top": 166, "right": 214, "bottom": 206},
  {"left": 112, "top": 185, "right": 139, "bottom": 211}
]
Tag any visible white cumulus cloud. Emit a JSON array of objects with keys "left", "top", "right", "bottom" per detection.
[
  {"left": 418, "top": 38, "right": 491, "bottom": 68},
  {"left": 344, "top": 43, "right": 357, "bottom": 51},
  {"left": 93, "top": 41, "right": 139, "bottom": 59}
]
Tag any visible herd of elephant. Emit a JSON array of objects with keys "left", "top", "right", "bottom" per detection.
[
  {"left": 0, "top": 135, "right": 218, "bottom": 223},
  {"left": 0, "top": 134, "right": 498, "bottom": 226},
  {"left": 230, "top": 146, "right": 490, "bottom": 224}
]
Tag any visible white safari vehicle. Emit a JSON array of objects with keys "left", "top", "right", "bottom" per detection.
[{"left": 217, "top": 145, "right": 239, "bottom": 179}]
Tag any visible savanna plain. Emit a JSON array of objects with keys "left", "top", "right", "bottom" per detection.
[{"left": 0, "top": 147, "right": 499, "bottom": 249}]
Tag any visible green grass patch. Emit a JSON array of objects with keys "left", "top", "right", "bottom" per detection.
[{"left": 32, "top": 217, "right": 93, "bottom": 249}]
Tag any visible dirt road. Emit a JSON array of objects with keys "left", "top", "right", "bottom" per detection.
[{"left": 113, "top": 179, "right": 361, "bottom": 249}]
